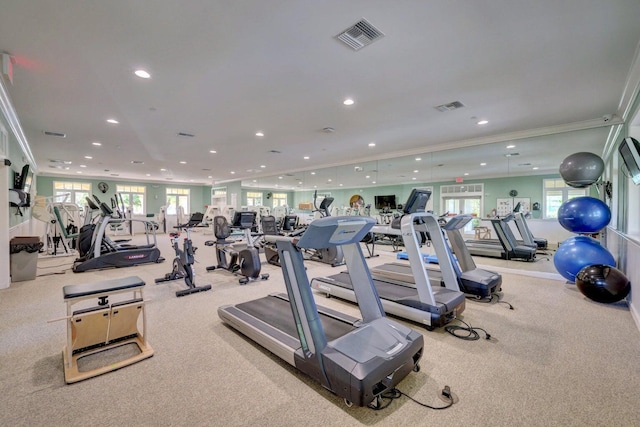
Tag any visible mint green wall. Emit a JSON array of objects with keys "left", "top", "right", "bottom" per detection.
[
  {"left": 35, "top": 175, "right": 210, "bottom": 215},
  {"left": 285, "top": 174, "right": 563, "bottom": 218},
  {"left": 240, "top": 188, "right": 294, "bottom": 209}
]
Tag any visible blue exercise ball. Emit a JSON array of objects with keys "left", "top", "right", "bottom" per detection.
[
  {"left": 557, "top": 196, "right": 611, "bottom": 233},
  {"left": 576, "top": 264, "right": 630, "bottom": 303},
  {"left": 559, "top": 152, "right": 604, "bottom": 188},
  {"left": 553, "top": 236, "right": 616, "bottom": 283}
]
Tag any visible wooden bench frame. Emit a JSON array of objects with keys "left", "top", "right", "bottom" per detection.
[{"left": 62, "top": 276, "right": 153, "bottom": 383}]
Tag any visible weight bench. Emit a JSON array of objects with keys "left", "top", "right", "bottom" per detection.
[{"left": 60, "top": 276, "right": 153, "bottom": 383}]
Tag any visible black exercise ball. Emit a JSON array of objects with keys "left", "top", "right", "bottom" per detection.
[{"left": 575, "top": 264, "right": 630, "bottom": 304}]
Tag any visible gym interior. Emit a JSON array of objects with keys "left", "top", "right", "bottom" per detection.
[{"left": 2, "top": 2, "right": 640, "bottom": 426}]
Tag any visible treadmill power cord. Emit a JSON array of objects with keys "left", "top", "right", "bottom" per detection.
[
  {"left": 445, "top": 318, "right": 491, "bottom": 341},
  {"left": 491, "top": 293, "right": 514, "bottom": 310},
  {"left": 370, "top": 386, "right": 455, "bottom": 411}
]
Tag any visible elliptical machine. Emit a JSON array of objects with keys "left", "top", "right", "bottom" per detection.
[
  {"left": 155, "top": 213, "right": 212, "bottom": 297},
  {"left": 205, "top": 212, "right": 269, "bottom": 285},
  {"left": 305, "top": 191, "right": 344, "bottom": 267}
]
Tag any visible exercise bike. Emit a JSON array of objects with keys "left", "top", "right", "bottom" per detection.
[
  {"left": 155, "top": 213, "right": 212, "bottom": 297},
  {"left": 205, "top": 212, "right": 269, "bottom": 285}
]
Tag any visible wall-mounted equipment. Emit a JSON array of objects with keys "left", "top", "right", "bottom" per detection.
[
  {"left": 619, "top": 136, "right": 640, "bottom": 185},
  {"left": 10, "top": 164, "right": 31, "bottom": 212}
]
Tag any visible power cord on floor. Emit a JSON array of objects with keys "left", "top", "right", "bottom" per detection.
[
  {"left": 445, "top": 318, "right": 491, "bottom": 341},
  {"left": 491, "top": 293, "right": 514, "bottom": 310},
  {"left": 491, "top": 294, "right": 513, "bottom": 310},
  {"left": 369, "top": 386, "right": 455, "bottom": 411}
]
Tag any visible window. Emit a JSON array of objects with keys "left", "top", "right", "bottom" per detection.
[
  {"left": 166, "top": 187, "right": 190, "bottom": 215},
  {"left": 272, "top": 193, "right": 288, "bottom": 207},
  {"left": 116, "top": 185, "right": 146, "bottom": 215},
  {"left": 246, "top": 191, "right": 263, "bottom": 207},
  {"left": 543, "top": 178, "right": 587, "bottom": 219},
  {"left": 54, "top": 181, "right": 91, "bottom": 206}
]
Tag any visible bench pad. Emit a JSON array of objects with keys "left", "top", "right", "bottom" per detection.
[{"left": 63, "top": 276, "right": 145, "bottom": 299}]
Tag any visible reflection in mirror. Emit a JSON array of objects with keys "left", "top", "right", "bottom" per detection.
[{"left": 240, "top": 127, "right": 611, "bottom": 191}]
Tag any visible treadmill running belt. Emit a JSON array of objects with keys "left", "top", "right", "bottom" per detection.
[
  {"left": 236, "top": 296, "right": 355, "bottom": 341},
  {"left": 320, "top": 271, "right": 464, "bottom": 315},
  {"left": 327, "top": 272, "right": 419, "bottom": 301}
]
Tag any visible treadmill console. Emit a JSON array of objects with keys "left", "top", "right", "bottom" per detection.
[
  {"left": 403, "top": 189, "right": 432, "bottom": 214},
  {"left": 296, "top": 216, "right": 375, "bottom": 249}
]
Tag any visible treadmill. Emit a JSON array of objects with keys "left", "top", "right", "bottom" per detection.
[
  {"left": 471, "top": 202, "right": 548, "bottom": 251},
  {"left": 372, "top": 214, "right": 502, "bottom": 300},
  {"left": 513, "top": 211, "right": 548, "bottom": 250},
  {"left": 311, "top": 189, "right": 466, "bottom": 330},
  {"left": 464, "top": 214, "right": 536, "bottom": 261},
  {"left": 218, "top": 216, "right": 423, "bottom": 408}
]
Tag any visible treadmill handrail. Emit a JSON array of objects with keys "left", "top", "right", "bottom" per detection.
[{"left": 400, "top": 212, "right": 462, "bottom": 305}]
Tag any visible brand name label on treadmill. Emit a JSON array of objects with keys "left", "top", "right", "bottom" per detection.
[{"left": 125, "top": 254, "right": 148, "bottom": 260}]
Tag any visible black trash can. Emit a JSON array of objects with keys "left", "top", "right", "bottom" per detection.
[{"left": 9, "top": 236, "right": 43, "bottom": 282}]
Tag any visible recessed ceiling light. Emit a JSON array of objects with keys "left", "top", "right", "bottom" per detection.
[
  {"left": 160, "top": 168, "right": 167, "bottom": 172},
  {"left": 76, "top": 171, "right": 82, "bottom": 174},
  {"left": 253, "top": 179, "right": 257, "bottom": 183},
  {"left": 343, "top": 98, "right": 355, "bottom": 106},
  {"left": 477, "top": 120, "right": 489, "bottom": 125},
  {"left": 80, "top": 164, "right": 86, "bottom": 168},
  {"left": 209, "top": 150, "right": 217, "bottom": 154},
  {"left": 480, "top": 162, "right": 487, "bottom": 166},
  {"left": 106, "top": 119, "right": 119, "bottom": 124},
  {"left": 327, "top": 179, "right": 332, "bottom": 182},
  {"left": 146, "top": 174, "right": 151, "bottom": 176},
  {"left": 255, "top": 132, "right": 264, "bottom": 137},
  {"left": 190, "top": 179, "right": 194, "bottom": 182},
  {"left": 415, "top": 157, "right": 421, "bottom": 161},
  {"left": 412, "top": 177, "right": 416, "bottom": 180},
  {"left": 372, "top": 181, "right": 376, "bottom": 184},
  {"left": 339, "top": 184, "right": 343, "bottom": 187},
  {"left": 278, "top": 176, "right": 283, "bottom": 179},
  {"left": 413, "top": 170, "right": 418, "bottom": 173},
  {"left": 506, "top": 144, "right": 516, "bottom": 149},
  {"left": 134, "top": 70, "right": 151, "bottom": 79},
  {"left": 303, "top": 156, "right": 310, "bottom": 160},
  {"left": 260, "top": 165, "right": 266, "bottom": 168},
  {"left": 464, "top": 173, "right": 469, "bottom": 176},
  {"left": 208, "top": 175, "right": 213, "bottom": 179},
  {"left": 179, "top": 161, "right": 187, "bottom": 164},
  {"left": 230, "top": 171, "right": 235, "bottom": 174},
  {"left": 368, "top": 142, "right": 376, "bottom": 147},
  {"left": 365, "top": 175, "right": 370, "bottom": 179},
  {"left": 92, "top": 141, "right": 101, "bottom": 146},
  {"left": 84, "top": 156, "right": 92, "bottom": 159},
  {"left": 533, "top": 166, "right": 539, "bottom": 170}
]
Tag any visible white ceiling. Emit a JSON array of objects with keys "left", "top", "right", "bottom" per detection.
[{"left": 1, "top": 1, "right": 640, "bottom": 190}]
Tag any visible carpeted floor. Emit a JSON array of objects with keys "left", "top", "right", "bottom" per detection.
[{"left": 1, "top": 231, "right": 639, "bottom": 427}]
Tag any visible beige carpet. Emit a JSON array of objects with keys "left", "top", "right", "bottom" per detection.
[{"left": 1, "top": 231, "right": 639, "bottom": 427}]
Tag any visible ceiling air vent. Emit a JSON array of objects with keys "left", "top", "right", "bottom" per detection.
[
  {"left": 177, "top": 132, "right": 194, "bottom": 138},
  {"left": 44, "top": 131, "right": 66, "bottom": 138},
  {"left": 336, "top": 19, "right": 384, "bottom": 51},
  {"left": 504, "top": 153, "right": 520, "bottom": 157},
  {"left": 434, "top": 101, "right": 465, "bottom": 112}
]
